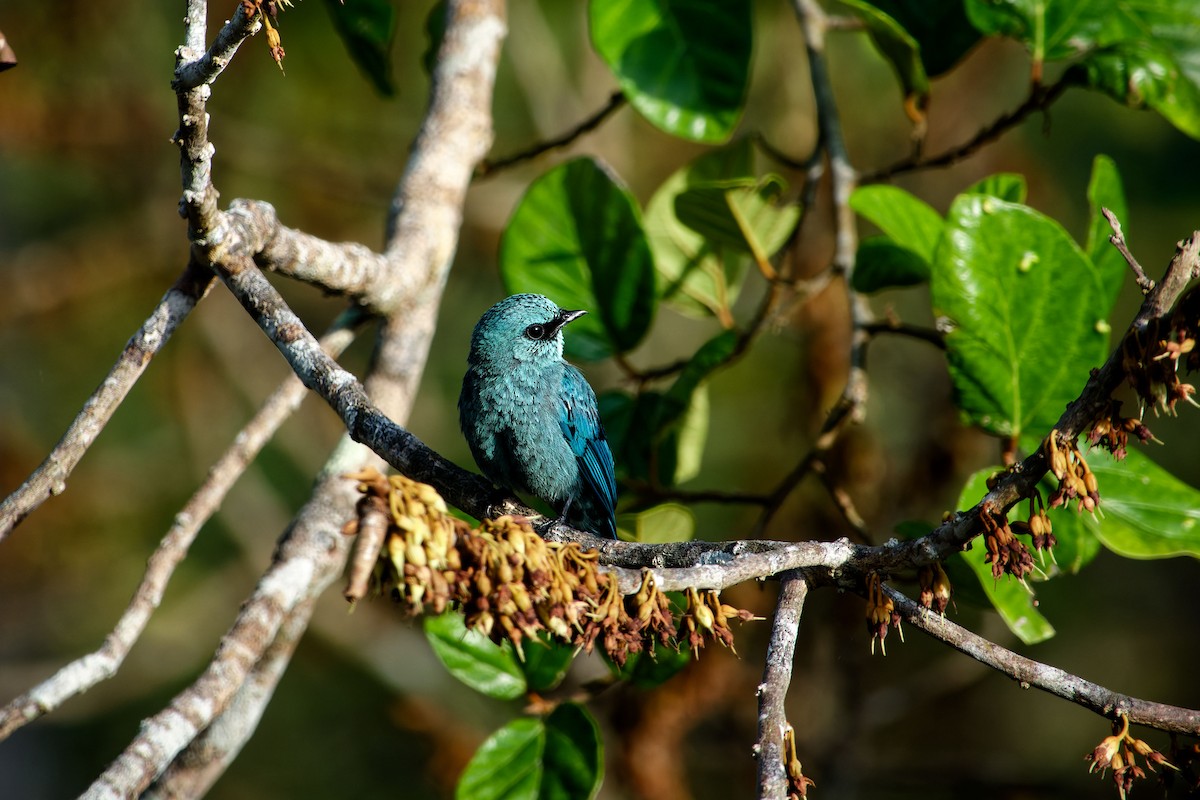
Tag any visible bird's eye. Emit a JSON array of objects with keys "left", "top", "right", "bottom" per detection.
[{"left": 525, "top": 323, "right": 548, "bottom": 340}]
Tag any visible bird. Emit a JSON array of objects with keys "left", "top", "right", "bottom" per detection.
[{"left": 459, "top": 293, "right": 618, "bottom": 539}]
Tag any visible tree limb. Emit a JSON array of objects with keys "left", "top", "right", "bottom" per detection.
[
  {"left": 0, "top": 314, "right": 361, "bottom": 743},
  {"left": 886, "top": 585, "right": 1200, "bottom": 734},
  {"left": 0, "top": 263, "right": 213, "bottom": 542},
  {"left": 756, "top": 572, "right": 809, "bottom": 800}
]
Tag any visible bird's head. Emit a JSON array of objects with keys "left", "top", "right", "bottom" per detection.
[{"left": 468, "top": 293, "right": 586, "bottom": 369}]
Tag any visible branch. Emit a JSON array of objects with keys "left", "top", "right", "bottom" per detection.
[
  {"left": 1103, "top": 207, "right": 1154, "bottom": 294},
  {"left": 860, "top": 78, "right": 1071, "bottom": 183},
  {"left": 172, "top": 0, "right": 260, "bottom": 91},
  {"left": 0, "top": 264, "right": 213, "bottom": 542},
  {"left": 475, "top": 91, "right": 626, "bottom": 177},
  {"left": 755, "top": 572, "right": 809, "bottom": 800},
  {"left": 0, "top": 314, "right": 361, "bottom": 743},
  {"left": 81, "top": 467, "right": 364, "bottom": 799},
  {"left": 85, "top": 3, "right": 510, "bottom": 793},
  {"left": 886, "top": 586, "right": 1200, "bottom": 734}
]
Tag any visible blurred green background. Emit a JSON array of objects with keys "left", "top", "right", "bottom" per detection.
[{"left": 1, "top": 1, "right": 1198, "bottom": 798}]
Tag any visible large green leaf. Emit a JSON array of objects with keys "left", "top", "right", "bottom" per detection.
[
  {"left": 956, "top": 468, "right": 1056, "bottom": 644},
  {"left": 673, "top": 176, "right": 801, "bottom": 269},
  {"left": 542, "top": 704, "right": 603, "bottom": 800},
  {"left": 1085, "top": 154, "right": 1129, "bottom": 314},
  {"left": 931, "top": 194, "right": 1109, "bottom": 437},
  {"left": 1073, "top": 39, "right": 1200, "bottom": 139},
  {"left": 966, "top": 0, "right": 1200, "bottom": 139},
  {"left": 1085, "top": 448, "right": 1200, "bottom": 558},
  {"left": 456, "top": 705, "right": 604, "bottom": 800},
  {"left": 645, "top": 140, "right": 756, "bottom": 319},
  {"left": 425, "top": 612, "right": 525, "bottom": 700},
  {"left": 964, "top": 0, "right": 1114, "bottom": 61},
  {"left": 500, "top": 158, "right": 657, "bottom": 360},
  {"left": 325, "top": 0, "right": 397, "bottom": 96},
  {"left": 841, "top": 0, "right": 930, "bottom": 109},
  {"left": 849, "top": 185, "right": 943, "bottom": 262},
  {"left": 855, "top": 0, "right": 982, "bottom": 75},
  {"left": 589, "top": 0, "right": 752, "bottom": 143},
  {"left": 456, "top": 718, "right": 543, "bottom": 800}
]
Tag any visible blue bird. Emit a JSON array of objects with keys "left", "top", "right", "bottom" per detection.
[{"left": 459, "top": 294, "right": 618, "bottom": 539}]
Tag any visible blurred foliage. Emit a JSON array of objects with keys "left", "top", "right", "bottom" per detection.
[{"left": 1, "top": 0, "right": 1199, "bottom": 798}]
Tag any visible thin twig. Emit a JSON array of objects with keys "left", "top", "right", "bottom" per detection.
[
  {"left": 863, "top": 320, "right": 945, "bottom": 349},
  {"left": 0, "top": 313, "right": 362, "bottom": 743},
  {"left": 885, "top": 585, "right": 1200, "bottom": 734},
  {"left": 860, "top": 78, "right": 1071, "bottom": 183},
  {"left": 475, "top": 91, "right": 626, "bottom": 178},
  {"left": 0, "top": 263, "right": 214, "bottom": 542},
  {"left": 755, "top": 572, "right": 809, "bottom": 800},
  {"left": 1103, "top": 207, "right": 1155, "bottom": 294},
  {"left": 813, "top": 460, "right": 872, "bottom": 543},
  {"left": 624, "top": 480, "right": 772, "bottom": 510}
]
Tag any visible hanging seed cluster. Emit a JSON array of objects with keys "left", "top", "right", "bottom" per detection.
[
  {"left": 1086, "top": 714, "right": 1177, "bottom": 799},
  {"left": 342, "top": 469, "right": 755, "bottom": 665},
  {"left": 1122, "top": 284, "right": 1200, "bottom": 418}
]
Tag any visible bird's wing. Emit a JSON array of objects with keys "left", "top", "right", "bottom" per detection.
[{"left": 559, "top": 365, "right": 617, "bottom": 527}]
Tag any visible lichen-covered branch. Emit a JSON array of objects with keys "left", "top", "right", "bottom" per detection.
[
  {"left": 886, "top": 585, "right": 1200, "bottom": 734},
  {"left": 0, "top": 315, "right": 360, "bottom": 743},
  {"left": 755, "top": 572, "right": 809, "bottom": 800},
  {"left": 0, "top": 264, "right": 213, "bottom": 542}
]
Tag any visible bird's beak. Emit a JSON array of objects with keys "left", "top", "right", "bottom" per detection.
[{"left": 546, "top": 308, "right": 586, "bottom": 337}]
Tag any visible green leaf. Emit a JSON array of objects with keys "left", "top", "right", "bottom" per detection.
[
  {"left": 589, "top": 0, "right": 752, "bottom": 143},
  {"left": 841, "top": 0, "right": 930, "bottom": 108},
  {"left": 456, "top": 718, "right": 544, "bottom": 800},
  {"left": 848, "top": 185, "right": 943, "bottom": 262},
  {"left": 1086, "top": 448, "right": 1200, "bottom": 558},
  {"left": 673, "top": 176, "right": 801, "bottom": 268},
  {"left": 542, "top": 704, "right": 603, "bottom": 800},
  {"left": 1085, "top": 154, "right": 1128, "bottom": 315},
  {"left": 644, "top": 140, "right": 756, "bottom": 319},
  {"left": 854, "top": 0, "right": 981, "bottom": 75},
  {"left": 634, "top": 503, "right": 696, "bottom": 544},
  {"left": 604, "top": 331, "right": 734, "bottom": 486},
  {"left": 1071, "top": 40, "right": 1200, "bottom": 140},
  {"left": 966, "top": 0, "right": 1200, "bottom": 139},
  {"left": 520, "top": 633, "right": 577, "bottom": 694},
  {"left": 425, "top": 613, "right": 526, "bottom": 700},
  {"left": 964, "top": 172, "right": 1028, "bottom": 203},
  {"left": 500, "top": 158, "right": 657, "bottom": 360},
  {"left": 931, "top": 194, "right": 1109, "bottom": 438},
  {"left": 851, "top": 236, "right": 931, "bottom": 293},
  {"left": 956, "top": 468, "right": 1056, "bottom": 644},
  {"left": 325, "top": 0, "right": 397, "bottom": 96},
  {"left": 964, "top": 0, "right": 1113, "bottom": 61}
]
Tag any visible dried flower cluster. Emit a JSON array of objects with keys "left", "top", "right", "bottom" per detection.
[
  {"left": 1043, "top": 431, "right": 1101, "bottom": 514},
  {"left": 1087, "top": 400, "right": 1158, "bottom": 461},
  {"left": 342, "top": 469, "right": 755, "bottom": 666},
  {"left": 977, "top": 501, "right": 1036, "bottom": 580},
  {"left": 242, "top": 0, "right": 291, "bottom": 70},
  {"left": 782, "top": 722, "right": 815, "bottom": 800},
  {"left": 1087, "top": 714, "right": 1177, "bottom": 798},
  {"left": 864, "top": 573, "right": 903, "bottom": 654},
  {"left": 916, "top": 561, "right": 952, "bottom": 614},
  {"left": 1122, "top": 285, "right": 1200, "bottom": 417}
]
